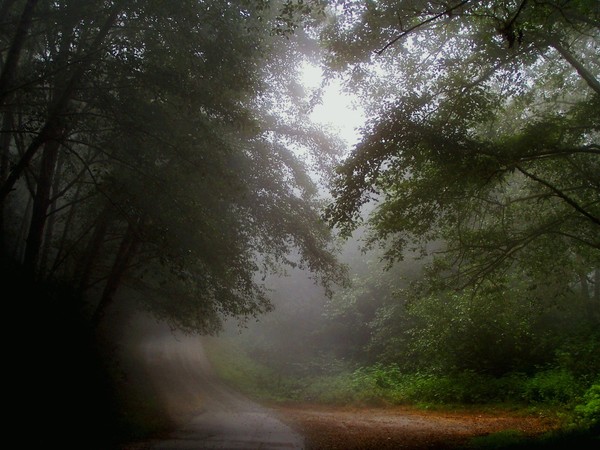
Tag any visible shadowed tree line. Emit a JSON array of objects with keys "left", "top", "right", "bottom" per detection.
[
  {"left": 0, "top": 1, "right": 345, "bottom": 447},
  {"left": 2, "top": 0, "right": 599, "bottom": 446},
  {"left": 0, "top": 0, "right": 345, "bottom": 331}
]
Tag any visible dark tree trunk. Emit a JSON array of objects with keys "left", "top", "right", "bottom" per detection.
[
  {"left": 48, "top": 180, "right": 84, "bottom": 278},
  {"left": 92, "top": 218, "right": 142, "bottom": 327},
  {"left": 38, "top": 154, "right": 64, "bottom": 277},
  {"left": 23, "top": 137, "right": 61, "bottom": 277},
  {"left": 0, "top": 0, "right": 39, "bottom": 106},
  {"left": 580, "top": 271, "right": 590, "bottom": 301},
  {"left": 14, "top": 193, "right": 32, "bottom": 260},
  {"left": 76, "top": 202, "right": 114, "bottom": 295},
  {"left": 594, "top": 268, "right": 600, "bottom": 321},
  {"left": 0, "top": 110, "right": 13, "bottom": 250},
  {"left": 0, "top": 5, "right": 122, "bottom": 203}
]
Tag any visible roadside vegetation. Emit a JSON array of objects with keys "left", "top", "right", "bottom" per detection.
[
  {"left": 2, "top": 1, "right": 599, "bottom": 449},
  {"left": 206, "top": 335, "right": 599, "bottom": 448},
  {"left": 205, "top": 336, "right": 598, "bottom": 416}
]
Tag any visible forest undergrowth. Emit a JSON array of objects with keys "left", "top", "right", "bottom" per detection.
[{"left": 204, "top": 337, "right": 599, "bottom": 449}]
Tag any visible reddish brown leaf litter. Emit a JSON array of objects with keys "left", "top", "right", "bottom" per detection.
[{"left": 271, "top": 404, "right": 560, "bottom": 450}]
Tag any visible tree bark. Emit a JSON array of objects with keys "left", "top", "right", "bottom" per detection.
[
  {"left": 76, "top": 201, "right": 114, "bottom": 296},
  {"left": 0, "top": 0, "right": 39, "bottom": 106},
  {"left": 38, "top": 153, "right": 64, "bottom": 277},
  {"left": 549, "top": 38, "right": 600, "bottom": 96},
  {"left": 0, "top": 110, "right": 13, "bottom": 250},
  {"left": 580, "top": 271, "right": 590, "bottom": 301},
  {"left": 92, "top": 218, "right": 142, "bottom": 327},
  {"left": 0, "top": 4, "right": 122, "bottom": 204},
  {"left": 23, "top": 137, "right": 61, "bottom": 277},
  {"left": 595, "top": 268, "right": 600, "bottom": 303}
]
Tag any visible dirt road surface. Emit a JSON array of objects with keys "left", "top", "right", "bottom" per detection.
[
  {"left": 133, "top": 328, "right": 304, "bottom": 449},
  {"left": 126, "top": 323, "right": 557, "bottom": 450},
  {"left": 272, "top": 404, "right": 558, "bottom": 449}
]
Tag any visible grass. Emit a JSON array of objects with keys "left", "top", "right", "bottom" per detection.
[
  {"left": 463, "top": 427, "right": 600, "bottom": 449},
  {"left": 203, "top": 336, "right": 305, "bottom": 403},
  {"left": 204, "top": 336, "right": 599, "bottom": 449}
]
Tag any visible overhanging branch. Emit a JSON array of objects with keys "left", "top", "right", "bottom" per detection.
[
  {"left": 516, "top": 165, "right": 600, "bottom": 227},
  {"left": 376, "top": 0, "right": 471, "bottom": 55},
  {"left": 549, "top": 38, "right": 600, "bottom": 95}
]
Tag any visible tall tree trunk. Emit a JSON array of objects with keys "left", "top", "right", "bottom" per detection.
[
  {"left": 595, "top": 268, "right": 600, "bottom": 303},
  {"left": 0, "top": 110, "right": 13, "bottom": 251},
  {"left": 13, "top": 193, "right": 32, "bottom": 260},
  {"left": 48, "top": 180, "right": 84, "bottom": 278},
  {"left": 92, "top": 218, "right": 142, "bottom": 327},
  {"left": 75, "top": 201, "right": 114, "bottom": 295},
  {"left": 38, "top": 153, "right": 64, "bottom": 278},
  {"left": 549, "top": 38, "right": 600, "bottom": 96},
  {"left": 23, "top": 137, "right": 61, "bottom": 277},
  {"left": 0, "top": 0, "right": 39, "bottom": 106},
  {"left": 580, "top": 271, "right": 590, "bottom": 301},
  {"left": 0, "top": 4, "right": 122, "bottom": 204}
]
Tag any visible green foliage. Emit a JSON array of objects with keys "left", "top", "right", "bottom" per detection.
[
  {"left": 575, "top": 383, "right": 600, "bottom": 429},
  {"left": 206, "top": 332, "right": 595, "bottom": 409},
  {"left": 464, "top": 428, "right": 600, "bottom": 450},
  {"left": 466, "top": 430, "right": 527, "bottom": 449},
  {"left": 301, "top": 372, "right": 358, "bottom": 404},
  {"left": 554, "top": 333, "right": 600, "bottom": 380},
  {"left": 522, "top": 370, "right": 584, "bottom": 405},
  {"left": 206, "top": 332, "right": 599, "bottom": 449},
  {"left": 323, "top": 0, "right": 600, "bottom": 302},
  {"left": 344, "top": 368, "right": 526, "bottom": 406},
  {"left": 204, "top": 336, "right": 306, "bottom": 403},
  {"left": 319, "top": 0, "right": 600, "bottom": 373},
  {"left": 405, "top": 287, "right": 540, "bottom": 375},
  {"left": 0, "top": 0, "right": 347, "bottom": 333}
]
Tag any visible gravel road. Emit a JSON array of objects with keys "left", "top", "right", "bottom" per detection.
[
  {"left": 135, "top": 328, "right": 304, "bottom": 450},
  {"left": 122, "top": 320, "right": 557, "bottom": 450}
]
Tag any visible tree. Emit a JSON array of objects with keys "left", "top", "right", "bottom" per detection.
[
  {"left": 320, "top": 0, "right": 599, "bottom": 297},
  {"left": 0, "top": 0, "right": 346, "bottom": 333}
]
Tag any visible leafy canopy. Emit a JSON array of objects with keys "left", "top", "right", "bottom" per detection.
[{"left": 318, "top": 0, "right": 600, "bottom": 290}]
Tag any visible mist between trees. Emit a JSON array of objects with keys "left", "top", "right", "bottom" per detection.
[{"left": 1, "top": 0, "right": 599, "bottom": 448}]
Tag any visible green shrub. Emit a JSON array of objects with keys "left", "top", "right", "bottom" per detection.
[
  {"left": 575, "top": 383, "right": 600, "bottom": 429},
  {"left": 391, "top": 371, "right": 525, "bottom": 405},
  {"left": 522, "top": 370, "right": 583, "bottom": 405},
  {"left": 553, "top": 332, "right": 600, "bottom": 379},
  {"left": 301, "top": 373, "right": 357, "bottom": 404},
  {"left": 466, "top": 430, "right": 526, "bottom": 449}
]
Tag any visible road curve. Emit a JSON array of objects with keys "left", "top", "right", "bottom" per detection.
[{"left": 137, "top": 327, "right": 304, "bottom": 450}]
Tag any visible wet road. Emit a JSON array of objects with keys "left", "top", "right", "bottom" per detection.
[{"left": 138, "top": 328, "right": 304, "bottom": 450}]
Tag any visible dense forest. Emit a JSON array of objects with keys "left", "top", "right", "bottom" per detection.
[{"left": 1, "top": 1, "right": 598, "bottom": 449}]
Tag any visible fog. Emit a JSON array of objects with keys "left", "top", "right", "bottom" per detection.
[{"left": 2, "top": 1, "right": 598, "bottom": 448}]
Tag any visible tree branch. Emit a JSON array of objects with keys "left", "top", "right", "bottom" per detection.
[
  {"left": 0, "top": 0, "right": 39, "bottom": 107},
  {"left": 505, "top": 0, "right": 529, "bottom": 32},
  {"left": 0, "top": 4, "right": 123, "bottom": 203},
  {"left": 548, "top": 38, "right": 600, "bottom": 95},
  {"left": 375, "top": 0, "right": 471, "bottom": 55},
  {"left": 516, "top": 165, "right": 600, "bottom": 227}
]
